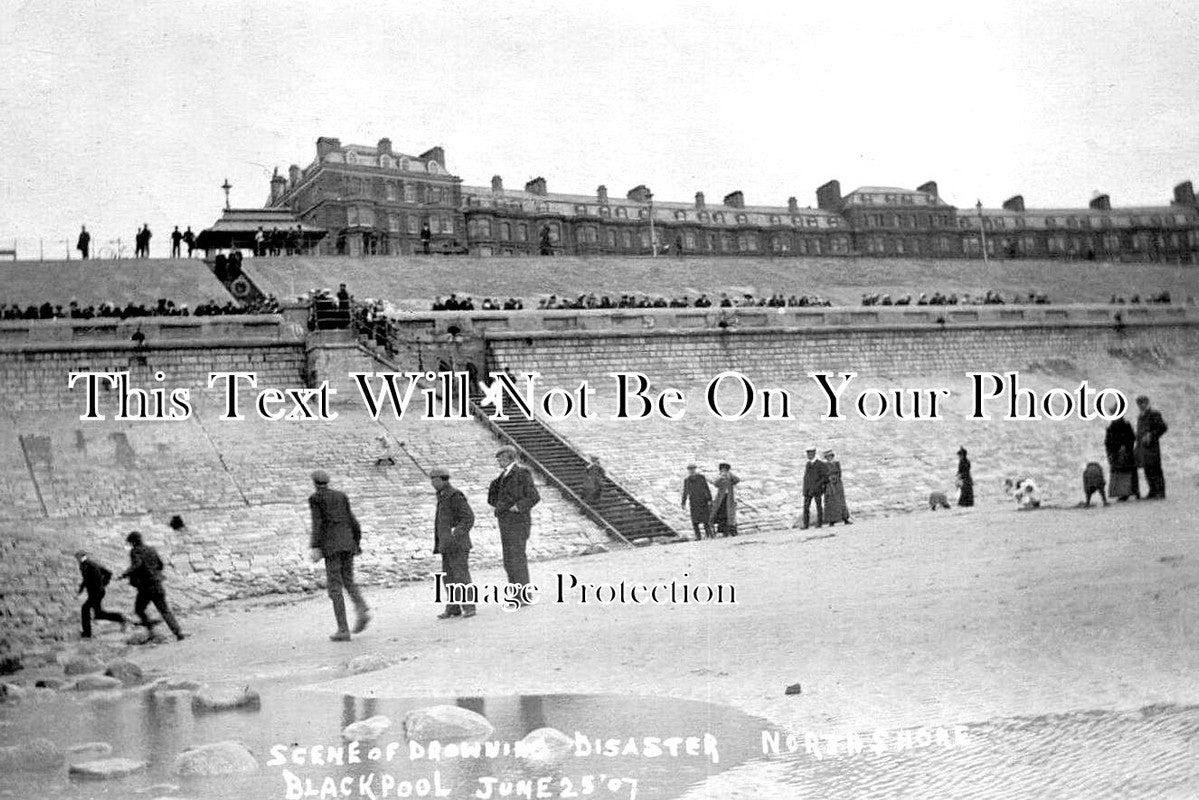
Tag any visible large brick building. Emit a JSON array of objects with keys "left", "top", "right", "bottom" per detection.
[{"left": 267, "top": 136, "right": 1199, "bottom": 262}]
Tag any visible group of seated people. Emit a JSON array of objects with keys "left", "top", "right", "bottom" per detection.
[
  {"left": 0, "top": 296, "right": 278, "bottom": 321},
  {"left": 1109, "top": 292, "right": 1175, "bottom": 304},
  {"left": 428, "top": 292, "right": 835, "bottom": 312},
  {"left": 860, "top": 290, "right": 1051, "bottom": 306},
  {"left": 431, "top": 295, "right": 524, "bottom": 311}
]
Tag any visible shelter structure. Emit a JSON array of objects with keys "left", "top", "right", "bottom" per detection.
[{"left": 195, "top": 208, "right": 326, "bottom": 255}]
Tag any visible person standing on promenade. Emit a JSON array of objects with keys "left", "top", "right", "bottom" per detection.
[
  {"left": 956, "top": 447, "right": 974, "bottom": 507},
  {"left": 822, "top": 449, "right": 852, "bottom": 526},
  {"left": 76, "top": 226, "right": 90, "bottom": 260},
  {"left": 1104, "top": 403, "right": 1139, "bottom": 501},
  {"left": 76, "top": 549, "right": 126, "bottom": 638},
  {"left": 681, "top": 463, "right": 713, "bottom": 540},
  {"left": 431, "top": 467, "right": 476, "bottom": 619},
  {"left": 711, "top": 462, "right": 740, "bottom": 537},
  {"left": 487, "top": 446, "right": 540, "bottom": 604},
  {"left": 308, "top": 470, "right": 371, "bottom": 640},
  {"left": 119, "top": 532, "right": 185, "bottom": 641},
  {"left": 1135, "top": 395, "right": 1168, "bottom": 499},
  {"left": 170, "top": 226, "right": 182, "bottom": 258}
]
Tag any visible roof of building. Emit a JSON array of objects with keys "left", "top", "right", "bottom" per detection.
[{"left": 196, "top": 209, "right": 327, "bottom": 250}]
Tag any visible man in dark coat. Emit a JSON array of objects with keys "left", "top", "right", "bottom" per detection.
[
  {"left": 680, "top": 464, "right": 713, "bottom": 539},
  {"left": 170, "top": 226, "right": 182, "bottom": 258},
  {"left": 183, "top": 226, "right": 196, "bottom": 257},
  {"left": 76, "top": 226, "right": 90, "bottom": 260},
  {"left": 119, "top": 532, "right": 185, "bottom": 640},
  {"left": 957, "top": 447, "right": 974, "bottom": 507},
  {"left": 421, "top": 223, "right": 432, "bottom": 254},
  {"left": 141, "top": 224, "right": 152, "bottom": 257},
  {"left": 76, "top": 549, "right": 126, "bottom": 638},
  {"left": 1135, "top": 395, "right": 1169, "bottom": 499},
  {"left": 487, "top": 446, "right": 540, "bottom": 602},
  {"left": 431, "top": 467, "right": 476, "bottom": 619},
  {"left": 308, "top": 470, "right": 370, "bottom": 640},
  {"left": 800, "top": 447, "right": 829, "bottom": 529}
]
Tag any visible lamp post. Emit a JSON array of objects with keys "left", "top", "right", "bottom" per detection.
[
  {"left": 976, "top": 199, "right": 988, "bottom": 266},
  {"left": 647, "top": 189, "right": 657, "bottom": 257},
  {"left": 221, "top": 178, "right": 232, "bottom": 211}
]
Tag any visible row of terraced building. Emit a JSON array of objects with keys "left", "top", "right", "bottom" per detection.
[{"left": 265, "top": 136, "right": 1199, "bottom": 262}]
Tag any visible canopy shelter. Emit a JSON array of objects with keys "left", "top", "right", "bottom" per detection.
[{"left": 195, "top": 208, "right": 326, "bottom": 253}]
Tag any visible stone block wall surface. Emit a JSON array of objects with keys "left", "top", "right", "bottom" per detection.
[{"left": 487, "top": 323, "right": 1199, "bottom": 535}]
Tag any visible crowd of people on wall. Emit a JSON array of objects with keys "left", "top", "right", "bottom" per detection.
[
  {"left": 0, "top": 297, "right": 279, "bottom": 321},
  {"left": 74, "top": 224, "right": 197, "bottom": 259},
  {"left": 861, "top": 290, "right": 1051, "bottom": 306},
  {"left": 1108, "top": 292, "right": 1176, "bottom": 304}
]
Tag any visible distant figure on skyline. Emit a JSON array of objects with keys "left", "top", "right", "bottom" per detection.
[
  {"left": 170, "top": 226, "right": 182, "bottom": 258},
  {"left": 76, "top": 226, "right": 90, "bottom": 260}
]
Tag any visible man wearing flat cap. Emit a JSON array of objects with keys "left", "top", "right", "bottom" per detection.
[
  {"left": 308, "top": 470, "right": 370, "bottom": 641},
  {"left": 431, "top": 468, "right": 476, "bottom": 619},
  {"left": 487, "top": 446, "right": 540, "bottom": 602},
  {"left": 798, "top": 447, "right": 829, "bottom": 529},
  {"left": 681, "top": 463, "right": 713, "bottom": 540}
]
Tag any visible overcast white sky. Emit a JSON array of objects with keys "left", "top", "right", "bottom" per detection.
[{"left": 1, "top": 0, "right": 1197, "bottom": 254}]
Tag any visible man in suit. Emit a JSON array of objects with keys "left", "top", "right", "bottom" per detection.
[
  {"left": 308, "top": 470, "right": 370, "bottom": 641},
  {"left": 487, "top": 446, "right": 540, "bottom": 602},
  {"left": 681, "top": 463, "right": 713, "bottom": 540},
  {"left": 1135, "top": 395, "right": 1169, "bottom": 499},
  {"left": 800, "top": 447, "right": 829, "bottom": 529},
  {"left": 76, "top": 549, "right": 126, "bottom": 638},
  {"left": 119, "top": 532, "right": 185, "bottom": 640},
  {"left": 431, "top": 467, "right": 476, "bottom": 619}
]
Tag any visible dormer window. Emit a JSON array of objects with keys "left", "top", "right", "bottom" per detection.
[
  {"left": 735, "top": 213, "right": 747, "bottom": 224},
  {"left": 675, "top": 210, "right": 687, "bottom": 221},
  {"left": 428, "top": 162, "right": 440, "bottom": 175},
  {"left": 380, "top": 155, "right": 394, "bottom": 169},
  {"left": 346, "top": 151, "right": 359, "bottom": 164}
]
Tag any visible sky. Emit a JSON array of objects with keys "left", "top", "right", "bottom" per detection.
[{"left": 1, "top": 0, "right": 1197, "bottom": 256}]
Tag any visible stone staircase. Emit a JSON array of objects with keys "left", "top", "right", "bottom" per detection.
[{"left": 467, "top": 379, "right": 678, "bottom": 543}]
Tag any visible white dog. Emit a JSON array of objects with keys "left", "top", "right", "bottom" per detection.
[{"left": 1003, "top": 478, "right": 1041, "bottom": 509}]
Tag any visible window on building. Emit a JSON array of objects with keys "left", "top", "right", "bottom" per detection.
[
  {"left": 402, "top": 184, "right": 416, "bottom": 203},
  {"left": 517, "top": 224, "right": 528, "bottom": 242},
  {"left": 811, "top": 238, "right": 823, "bottom": 255},
  {"left": 599, "top": 206, "right": 611, "bottom": 217},
  {"left": 388, "top": 214, "right": 400, "bottom": 233},
  {"left": 698, "top": 211, "right": 709, "bottom": 222},
  {"left": 684, "top": 232, "right": 696, "bottom": 249},
  {"left": 676, "top": 210, "right": 687, "bottom": 221},
  {"left": 400, "top": 158, "right": 410, "bottom": 171},
  {"left": 386, "top": 183, "right": 398, "bottom": 201},
  {"left": 380, "top": 155, "right": 394, "bottom": 169},
  {"left": 499, "top": 222, "right": 511, "bottom": 241},
  {"left": 639, "top": 230, "right": 650, "bottom": 247},
  {"left": 622, "top": 230, "right": 633, "bottom": 248},
  {"left": 407, "top": 216, "right": 418, "bottom": 235},
  {"left": 428, "top": 162, "right": 439, "bottom": 175},
  {"left": 548, "top": 223, "right": 560, "bottom": 243},
  {"left": 736, "top": 213, "right": 747, "bottom": 225},
  {"left": 713, "top": 212, "right": 725, "bottom": 224},
  {"left": 347, "top": 206, "right": 359, "bottom": 226},
  {"left": 616, "top": 207, "right": 628, "bottom": 218},
  {"left": 346, "top": 151, "right": 359, "bottom": 164},
  {"left": 576, "top": 204, "right": 588, "bottom": 216},
  {"left": 606, "top": 229, "right": 616, "bottom": 247}
]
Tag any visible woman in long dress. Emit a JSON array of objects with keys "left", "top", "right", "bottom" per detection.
[
  {"left": 956, "top": 447, "right": 974, "bottom": 507},
  {"left": 1104, "top": 414, "right": 1139, "bottom": 501},
  {"left": 822, "top": 450, "right": 852, "bottom": 525}
]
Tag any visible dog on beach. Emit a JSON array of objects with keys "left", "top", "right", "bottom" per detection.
[
  {"left": 1082, "top": 462, "right": 1108, "bottom": 507},
  {"left": 1003, "top": 477, "right": 1042, "bottom": 509},
  {"left": 928, "top": 491, "right": 951, "bottom": 510}
]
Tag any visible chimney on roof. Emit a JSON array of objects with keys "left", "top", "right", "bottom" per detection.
[
  {"left": 917, "top": 181, "right": 939, "bottom": 198},
  {"left": 525, "top": 177, "right": 547, "bottom": 196},
  {"left": 377, "top": 138, "right": 392, "bottom": 156},
  {"left": 597, "top": 185, "right": 608, "bottom": 204},
  {"left": 1173, "top": 180, "right": 1195, "bottom": 206},
  {"left": 1089, "top": 194, "right": 1111, "bottom": 211},
  {"left": 270, "top": 168, "right": 287, "bottom": 203},
  {"left": 491, "top": 175, "right": 504, "bottom": 193},
  {"left": 723, "top": 191, "right": 745, "bottom": 209},
  {"left": 627, "top": 184, "right": 651, "bottom": 203},
  {"left": 695, "top": 191, "right": 706, "bottom": 210},
  {"left": 787, "top": 197, "right": 799, "bottom": 214},
  {"left": 420, "top": 146, "right": 445, "bottom": 167},
  {"left": 316, "top": 137, "right": 342, "bottom": 160},
  {"left": 288, "top": 164, "right": 301, "bottom": 187},
  {"left": 1002, "top": 195, "right": 1025, "bottom": 212},
  {"left": 816, "top": 180, "right": 841, "bottom": 210}
]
